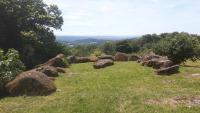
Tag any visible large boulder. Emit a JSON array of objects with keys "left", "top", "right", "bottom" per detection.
[
  {"left": 129, "top": 54, "right": 141, "bottom": 61},
  {"left": 5, "top": 71, "right": 56, "bottom": 96},
  {"left": 114, "top": 52, "right": 129, "bottom": 61},
  {"left": 37, "top": 54, "right": 68, "bottom": 68},
  {"left": 93, "top": 59, "right": 114, "bottom": 69},
  {"left": 140, "top": 52, "right": 162, "bottom": 63},
  {"left": 35, "top": 66, "right": 58, "bottom": 77},
  {"left": 67, "top": 56, "right": 98, "bottom": 64},
  {"left": 155, "top": 65, "right": 180, "bottom": 75},
  {"left": 142, "top": 58, "right": 173, "bottom": 69},
  {"left": 98, "top": 55, "right": 114, "bottom": 60},
  {"left": 56, "top": 67, "right": 66, "bottom": 73},
  {"left": 67, "top": 55, "right": 77, "bottom": 64},
  {"left": 75, "top": 57, "right": 92, "bottom": 63}
]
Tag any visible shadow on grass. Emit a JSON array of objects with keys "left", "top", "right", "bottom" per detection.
[
  {"left": 181, "top": 65, "right": 200, "bottom": 68},
  {"left": 0, "top": 92, "right": 10, "bottom": 99}
]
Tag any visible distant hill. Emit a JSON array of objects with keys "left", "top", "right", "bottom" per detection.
[
  {"left": 56, "top": 36, "right": 135, "bottom": 42},
  {"left": 56, "top": 36, "right": 136, "bottom": 46}
]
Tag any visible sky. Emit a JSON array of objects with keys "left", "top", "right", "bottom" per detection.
[{"left": 44, "top": 0, "right": 200, "bottom": 36}]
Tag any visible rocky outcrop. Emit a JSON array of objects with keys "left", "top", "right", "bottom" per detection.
[
  {"left": 35, "top": 66, "right": 58, "bottom": 77},
  {"left": 155, "top": 65, "right": 180, "bottom": 75},
  {"left": 37, "top": 54, "right": 68, "bottom": 68},
  {"left": 5, "top": 71, "right": 56, "bottom": 96},
  {"left": 114, "top": 52, "right": 129, "bottom": 61},
  {"left": 98, "top": 55, "right": 114, "bottom": 60},
  {"left": 93, "top": 59, "right": 114, "bottom": 69},
  {"left": 67, "top": 56, "right": 98, "bottom": 63},
  {"left": 129, "top": 54, "right": 141, "bottom": 61},
  {"left": 139, "top": 52, "right": 179, "bottom": 75}
]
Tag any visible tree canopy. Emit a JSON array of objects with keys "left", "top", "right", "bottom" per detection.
[{"left": 0, "top": 0, "right": 63, "bottom": 68}]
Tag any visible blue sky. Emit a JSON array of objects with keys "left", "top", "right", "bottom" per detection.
[{"left": 44, "top": 0, "right": 200, "bottom": 36}]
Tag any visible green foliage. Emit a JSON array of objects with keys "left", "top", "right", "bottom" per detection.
[
  {"left": 0, "top": 49, "right": 25, "bottom": 90},
  {"left": 91, "top": 49, "right": 103, "bottom": 57},
  {"left": 100, "top": 42, "right": 116, "bottom": 55},
  {"left": 74, "top": 44, "right": 98, "bottom": 56},
  {"left": 0, "top": 0, "right": 63, "bottom": 68},
  {"left": 116, "top": 40, "right": 132, "bottom": 53},
  {"left": 153, "top": 33, "right": 200, "bottom": 64}
]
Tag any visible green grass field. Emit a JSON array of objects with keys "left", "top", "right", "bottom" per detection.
[{"left": 0, "top": 61, "right": 200, "bottom": 113}]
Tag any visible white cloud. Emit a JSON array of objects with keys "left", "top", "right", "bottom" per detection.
[{"left": 44, "top": 0, "right": 200, "bottom": 36}]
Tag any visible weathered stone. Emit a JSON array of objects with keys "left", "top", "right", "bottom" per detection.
[
  {"left": 129, "top": 54, "right": 141, "bottom": 61},
  {"left": 156, "top": 65, "right": 180, "bottom": 75},
  {"left": 98, "top": 55, "right": 114, "bottom": 60},
  {"left": 56, "top": 67, "right": 66, "bottom": 73},
  {"left": 114, "top": 52, "right": 129, "bottom": 61},
  {"left": 142, "top": 58, "right": 173, "bottom": 69},
  {"left": 35, "top": 66, "right": 58, "bottom": 77},
  {"left": 5, "top": 71, "right": 56, "bottom": 96},
  {"left": 93, "top": 59, "right": 114, "bottom": 69},
  {"left": 67, "top": 55, "right": 76, "bottom": 64},
  {"left": 37, "top": 54, "right": 68, "bottom": 68}
]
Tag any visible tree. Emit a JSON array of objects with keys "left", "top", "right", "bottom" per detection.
[
  {"left": 153, "top": 33, "right": 200, "bottom": 64},
  {"left": 0, "top": 0, "right": 63, "bottom": 68},
  {"left": 116, "top": 40, "right": 132, "bottom": 53},
  {"left": 101, "top": 42, "right": 116, "bottom": 55}
]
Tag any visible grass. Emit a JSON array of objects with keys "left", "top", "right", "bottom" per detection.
[{"left": 0, "top": 61, "right": 200, "bottom": 113}]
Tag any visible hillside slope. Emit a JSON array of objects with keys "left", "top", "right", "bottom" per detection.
[{"left": 0, "top": 62, "right": 200, "bottom": 113}]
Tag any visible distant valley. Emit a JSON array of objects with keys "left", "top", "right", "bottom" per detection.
[{"left": 56, "top": 36, "right": 135, "bottom": 46}]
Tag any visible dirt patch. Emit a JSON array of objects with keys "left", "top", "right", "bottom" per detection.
[
  {"left": 146, "top": 96, "right": 200, "bottom": 107},
  {"left": 191, "top": 74, "right": 200, "bottom": 78}
]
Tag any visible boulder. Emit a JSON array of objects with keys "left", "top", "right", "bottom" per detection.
[
  {"left": 56, "top": 67, "right": 66, "bottom": 73},
  {"left": 37, "top": 54, "right": 68, "bottom": 68},
  {"left": 93, "top": 59, "right": 114, "bottom": 69},
  {"left": 155, "top": 65, "right": 180, "bottom": 75},
  {"left": 114, "top": 52, "right": 129, "bottom": 61},
  {"left": 140, "top": 52, "right": 162, "bottom": 63},
  {"left": 98, "top": 55, "right": 114, "bottom": 60},
  {"left": 75, "top": 57, "right": 92, "bottom": 63},
  {"left": 89, "top": 56, "right": 99, "bottom": 62},
  {"left": 142, "top": 58, "right": 173, "bottom": 69},
  {"left": 67, "top": 55, "right": 76, "bottom": 64},
  {"left": 5, "top": 70, "right": 56, "bottom": 96},
  {"left": 35, "top": 66, "right": 58, "bottom": 77},
  {"left": 129, "top": 54, "right": 141, "bottom": 61}
]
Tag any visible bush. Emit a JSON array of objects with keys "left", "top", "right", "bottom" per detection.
[
  {"left": 153, "top": 33, "right": 200, "bottom": 64},
  {"left": 116, "top": 40, "right": 132, "bottom": 53},
  {"left": 91, "top": 50, "right": 103, "bottom": 57},
  {"left": 0, "top": 49, "right": 25, "bottom": 90}
]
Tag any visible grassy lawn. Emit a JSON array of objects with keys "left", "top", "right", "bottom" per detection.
[{"left": 0, "top": 61, "right": 200, "bottom": 113}]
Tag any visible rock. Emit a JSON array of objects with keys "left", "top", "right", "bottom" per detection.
[
  {"left": 37, "top": 54, "right": 68, "bottom": 68},
  {"left": 35, "top": 66, "right": 58, "bottom": 77},
  {"left": 98, "top": 55, "right": 114, "bottom": 60},
  {"left": 56, "top": 67, "right": 66, "bottom": 73},
  {"left": 93, "top": 59, "right": 114, "bottom": 69},
  {"left": 114, "top": 52, "right": 129, "bottom": 61},
  {"left": 89, "top": 56, "right": 99, "bottom": 62},
  {"left": 142, "top": 58, "right": 173, "bottom": 69},
  {"left": 129, "top": 54, "right": 141, "bottom": 61},
  {"left": 156, "top": 65, "right": 180, "bottom": 75},
  {"left": 67, "top": 55, "right": 76, "bottom": 64},
  {"left": 140, "top": 52, "right": 162, "bottom": 63},
  {"left": 5, "top": 71, "right": 56, "bottom": 96},
  {"left": 75, "top": 57, "right": 92, "bottom": 63}
]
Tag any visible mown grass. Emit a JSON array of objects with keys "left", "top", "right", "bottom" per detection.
[{"left": 0, "top": 61, "right": 200, "bottom": 113}]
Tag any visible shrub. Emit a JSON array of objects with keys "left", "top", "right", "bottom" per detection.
[
  {"left": 0, "top": 49, "right": 25, "bottom": 90},
  {"left": 153, "top": 33, "right": 200, "bottom": 64}
]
